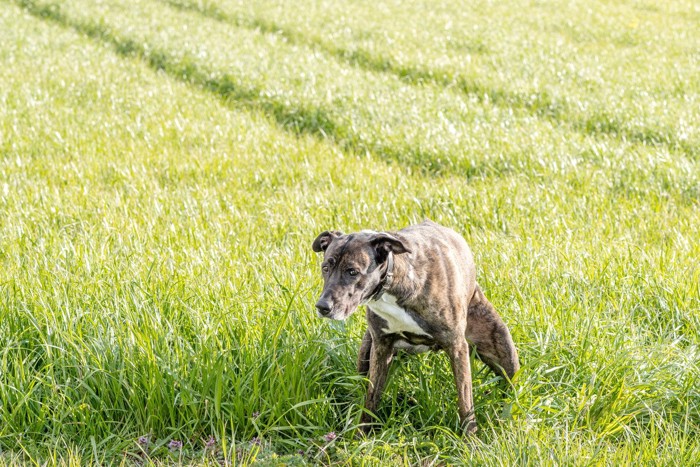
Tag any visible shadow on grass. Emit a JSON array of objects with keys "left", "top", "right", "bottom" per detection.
[
  {"left": 161, "top": 0, "right": 697, "bottom": 160},
  {"left": 16, "top": 0, "right": 512, "bottom": 179}
]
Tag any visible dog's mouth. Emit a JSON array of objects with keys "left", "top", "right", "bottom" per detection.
[
  {"left": 317, "top": 304, "right": 358, "bottom": 321},
  {"left": 316, "top": 287, "right": 375, "bottom": 321}
]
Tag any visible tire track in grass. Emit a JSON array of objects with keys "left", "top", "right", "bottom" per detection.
[
  {"left": 161, "top": 0, "right": 698, "bottom": 160},
  {"left": 13, "top": 0, "right": 514, "bottom": 180},
  {"left": 16, "top": 0, "right": 699, "bottom": 202}
]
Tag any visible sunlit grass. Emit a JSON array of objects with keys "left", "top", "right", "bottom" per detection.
[
  {"left": 169, "top": 0, "right": 700, "bottom": 157},
  {"left": 1, "top": 0, "right": 698, "bottom": 464}
]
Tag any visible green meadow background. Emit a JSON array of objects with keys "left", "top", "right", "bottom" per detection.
[{"left": 1, "top": 0, "right": 699, "bottom": 464}]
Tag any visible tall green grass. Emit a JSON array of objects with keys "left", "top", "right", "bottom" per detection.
[{"left": 1, "top": 0, "right": 698, "bottom": 464}]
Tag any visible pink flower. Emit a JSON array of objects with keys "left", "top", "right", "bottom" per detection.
[
  {"left": 168, "top": 439, "right": 183, "bottom": 450},
  {"left": 323, "top": 431, "right": 337, "bottom": 442}
]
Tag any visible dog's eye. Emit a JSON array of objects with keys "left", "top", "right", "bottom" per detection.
[
  {"left": 322, "top": 266, "right": 329, "bottom": 274},
  {"left": 347, "top": 269, "right": 358, "bottom": 276}
]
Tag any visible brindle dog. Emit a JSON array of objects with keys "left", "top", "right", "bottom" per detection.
[{"left": 312, "top": 220, "right": 519, "bottom": 434}]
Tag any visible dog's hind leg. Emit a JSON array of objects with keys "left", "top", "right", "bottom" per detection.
[
  {"left": 466, "top": 285, "right": 520, "bottom": 379},
  {"left": 446, "top": 338, "right": 478, "bottom": 434},
  {"left": 357, "top": 329, "right": 372, "bottom": 376}
]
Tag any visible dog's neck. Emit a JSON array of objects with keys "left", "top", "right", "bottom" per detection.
[
  {"left": 369, "top": 252, "right": 394, "bottom": 301},
  {"left": 371, "top": 252, "right": 415, "bottom": 302}
]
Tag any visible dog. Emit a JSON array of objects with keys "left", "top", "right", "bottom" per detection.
[{"left": 312, "top": 220, "right": 519, "bottom": 434}]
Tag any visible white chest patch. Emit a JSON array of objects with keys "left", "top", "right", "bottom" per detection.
[{"left": 367, "top": 294, "right": 431, "bottom": 337}]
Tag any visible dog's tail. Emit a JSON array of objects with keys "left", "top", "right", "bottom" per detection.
[{"left": 467, "top": 285, "right": 520, "bottom": 379}]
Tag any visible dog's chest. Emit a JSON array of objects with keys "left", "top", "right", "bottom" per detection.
[{"left": 367, "top": 294, "right": 433, "bottom": 352}]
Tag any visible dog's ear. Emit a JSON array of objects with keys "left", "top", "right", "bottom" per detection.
[
  {"left": 312, "top": 230, "right": 343, "bottom": 252},
  {"left": 371, "top": 233, "right": 411, "bottom": 261}
]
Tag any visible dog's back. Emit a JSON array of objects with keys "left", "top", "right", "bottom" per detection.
[{"left": 391, "top": 220, "right": 477, "bottom": 320}]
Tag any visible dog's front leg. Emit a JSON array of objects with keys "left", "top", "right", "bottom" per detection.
[
  {"left": 358, "top": 338, "right": 393, "bottom": 434},
  {"left": 357, "top": 329, "right": 372, "bottom": 376},
  {"left": 447, "top": 339, "right": 478, "bottom": 434}
]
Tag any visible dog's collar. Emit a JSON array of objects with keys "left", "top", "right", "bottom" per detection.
[
  {"left": 383, "top": 251, "right": 395, "bottom": 292},
  {"left": 370, "top": 252, "right": 394, "bottom": 301}
]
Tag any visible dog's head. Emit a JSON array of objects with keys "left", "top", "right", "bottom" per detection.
[{"left": 311, "top": 230, "right": 411, "bottom": 320}]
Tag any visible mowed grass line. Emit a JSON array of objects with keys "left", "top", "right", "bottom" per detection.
[
  {"left": 15, "top": 0, "right": 700, "bottom": 209},
  {"left": 1, "top": 0, "right": 699, "bottom": 464},
  {"left": 164, "top": 0, "right": 700, "bottom": 158},
  {"left": 14, "top": 0, "right": 576, "bottom": 179},
  {"left": 12, "top": 0, "right": 700, "bottom": 188}
]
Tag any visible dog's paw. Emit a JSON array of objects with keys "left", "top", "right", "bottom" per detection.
[
  {"left": 355, "top": 424, "right": 373, "bottom": 439},
  {"left": 356, "top": 414, "right": 380, "bottom": 438},
  {"left": 464, "top": 420, "right": 478, "bottom": 436}
]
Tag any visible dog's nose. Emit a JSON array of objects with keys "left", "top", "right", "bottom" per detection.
[{"left": 316, "top": 299, "right": 332, "bottom": 316}]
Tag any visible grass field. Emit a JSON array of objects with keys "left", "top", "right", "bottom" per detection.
[{"left": 1, "top": 0, "right": 699, "bottom": 464}]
